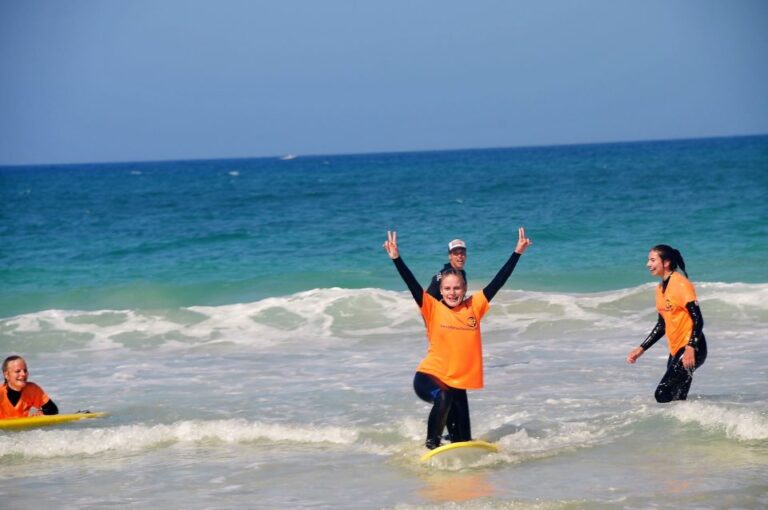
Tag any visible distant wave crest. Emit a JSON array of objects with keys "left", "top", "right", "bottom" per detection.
[{"left": 2, "top": 283, "right": 766, "bottom": 354}]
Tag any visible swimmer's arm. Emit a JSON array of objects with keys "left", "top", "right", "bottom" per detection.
[
  {"left": 685, "top": 301, "right": 704, "bottom": 347},
  {"left": 384, "top": 230, "right": 424, "bottom": 306},
  {"left": 482, "top": 252, "right": 520, "bottom": 302},
  {"left": 392, "top": 257, "right": 424, "bottom": 307},
  {"left": 681, "top": 301, "right": 704, "bottom": 369},
  {"left": 627, "top": 315, "right": 665, "bottom": 364},
  {"left": 640, "top": 315, "right": 665, "bottom": 350},
  {"left": 41, "top": 399, "right": 58, "bottom": 415},
  {"left": 482, "top": 227, "right": 531, "bottom": 302}
]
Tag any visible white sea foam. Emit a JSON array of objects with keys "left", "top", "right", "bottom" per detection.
[
  {"left": 665, "top": 401, "right": 768, "bottom": 441},
  {"left": 3, "top": 282, "right": 764, "bottom": 355},
  {"left": 0, "top": 419, "right": 359, "bottom": 459}
]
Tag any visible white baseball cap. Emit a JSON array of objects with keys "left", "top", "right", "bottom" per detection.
[{"left": 448, "top": 239, "right": 466, "bottom": 251}]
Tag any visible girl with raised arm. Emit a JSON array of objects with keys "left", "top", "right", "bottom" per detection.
[{"left": 384, "top": 228, "right": 531, "bottom": 449}]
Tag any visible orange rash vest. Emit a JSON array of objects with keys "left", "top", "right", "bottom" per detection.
[
  {"left": 656, "top": 271, "right": 698, "bottom": 355},
  {"left": 417, "top": 291, "right": 490, "bottom": 389},
  {"left": 0, "top": 382, "right": 51, "bottom": 419}
]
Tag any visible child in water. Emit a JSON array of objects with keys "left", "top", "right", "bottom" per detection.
[
  {"left": 626, "top": 245, "right": 708, "bottom": 402},
  {"left": 1, "top": 355, "right": 59, "bottom": 418},
  {"left": 384, "top": 228, "right": 531, "bottom": 449}
]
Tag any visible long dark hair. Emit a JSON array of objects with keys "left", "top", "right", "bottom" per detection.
[{"left": 651, "top": 244, "right": 688, "bottom": 277}]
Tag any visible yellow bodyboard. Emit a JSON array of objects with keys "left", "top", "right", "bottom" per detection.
[
  {"left": 0, "top": 412, "right": 107, "bottom": 430},
  {"left": 419, "top": 439, "right": 499, "bottom": 462}
]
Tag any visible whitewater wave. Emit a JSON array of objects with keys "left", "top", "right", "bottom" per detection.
[
  {"left": 3, "top": 283, "right": 765, "bottom": 354},
  {"left": 665, "top": 401, "right": 768, "bottom": 441},
  {"left": 0, "top": 419, "right": 359, "bottom": 459}
]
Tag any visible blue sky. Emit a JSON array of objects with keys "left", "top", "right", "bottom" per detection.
[{"left": 1, "top": 1, "right": 766, "bottom": 165}]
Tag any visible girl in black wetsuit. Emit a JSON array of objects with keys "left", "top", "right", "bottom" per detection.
[
  {"left": 626, "top": 245, "right": 707, "bottom": 402},
  {"left": 384, "top": 228, "right": 532, "bottom": 449}
]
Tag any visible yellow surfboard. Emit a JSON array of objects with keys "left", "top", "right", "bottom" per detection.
[
  {"left": 420, "top": 440, "right": 499, "bottom": 462},
  {"left": 0, "top": 412, "right": 107, "bottom": 430}
]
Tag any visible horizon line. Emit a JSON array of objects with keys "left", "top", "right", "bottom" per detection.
[{"left": 2, "top": 132, "right": 766, "bottom": 169}]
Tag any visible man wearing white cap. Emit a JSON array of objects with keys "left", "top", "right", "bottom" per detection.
[{"left": 426, "top": 239, "right": 468, "bottom": 301}]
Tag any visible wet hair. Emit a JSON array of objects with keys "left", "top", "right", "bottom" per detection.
[
  {"left": 439, "top": 268, "right": 467, "bottom": 288},
  {"left": 3, "top": 355, "right": 24, "bottom": 383},
  {"left": 651, "top": 244, "right": 688, "bottom": 277}
]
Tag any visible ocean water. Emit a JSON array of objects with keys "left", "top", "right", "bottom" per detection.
[{"left": 1, "top": 136, "right": 767, "bottom": 509}]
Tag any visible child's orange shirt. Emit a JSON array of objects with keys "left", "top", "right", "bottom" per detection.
[
  {"left": 656, "top": 271, "right": 698, "bottom": 355},
  {"left": 417, "top": 291, "right": 489, "bottom": 389},
  {"left": 0, "top": 382, "right": 51, "bottom": 418}
]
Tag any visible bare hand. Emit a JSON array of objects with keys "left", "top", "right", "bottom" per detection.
[
  {"left": 515, "top": 226, "right": 532, "bottom": 254},
  {"left": 626, "top": 346, "right": 644, "bottom": 364},
  {"left": 681, "top": 346, "right": 696, "bottom": 370},
  {"left": 383, "top": 231, "right": 399, "bottom": 259}
]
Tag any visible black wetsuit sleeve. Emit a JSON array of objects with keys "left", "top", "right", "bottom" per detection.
[
  {"left": 482, "top": 252, "right": 521, "bottom": 302},
  {"left": 426, "top": 273, "right": 441, "bottom": 301},
  {"left": 392, "top": 257, "right": 424, "bottom": 307},
  {"left": 685, "top": 301, "right": 704, "bottom": 347},
  {"left": 640, "top": 314, "right": 665, "bottom": 351},
  {"left": 41, "top": 399, "right": 59, "bottom": 415}
]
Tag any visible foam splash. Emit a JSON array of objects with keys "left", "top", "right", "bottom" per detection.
[
  {"left": 2, "top": 282, "right": 766, "bottom": 353},
  {"left": 498, "top": 420, "right": 611, "bottom": 456},
  {"left": 0, "top": 419, "right": 359, "bottom": 459},
  {"left": 666, "top": 401, "right": 768, "bottom": 441},
  {"left": 0, "top": 288, "right": 420, "bottom": 352}
]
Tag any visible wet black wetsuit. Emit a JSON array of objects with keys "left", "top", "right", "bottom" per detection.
[{"left": 640, "top": 277, "right": 708, "bottom": 403}]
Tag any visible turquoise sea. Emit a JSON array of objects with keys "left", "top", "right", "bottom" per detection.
[{"left": 1, "top": 136, "right": 767, "bottom": 509}]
